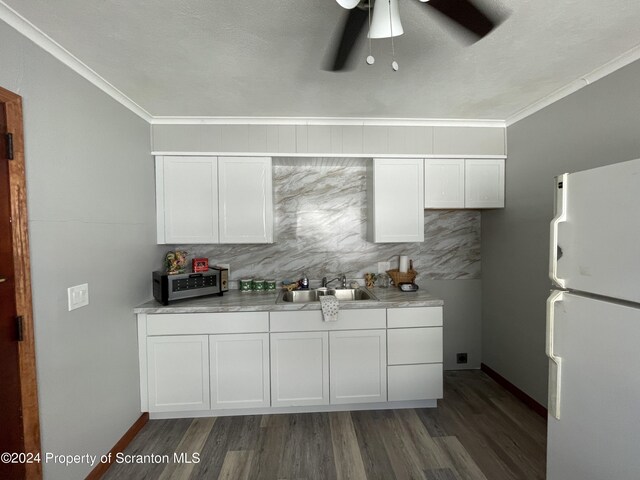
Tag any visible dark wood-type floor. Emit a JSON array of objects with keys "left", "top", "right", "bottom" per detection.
[{"left": 103, "top": 370, "right": 547, "bottom": 480}]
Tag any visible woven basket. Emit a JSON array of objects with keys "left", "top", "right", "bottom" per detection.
[{"left": 386, "top": 269, "right": 417, "bottom": 286}]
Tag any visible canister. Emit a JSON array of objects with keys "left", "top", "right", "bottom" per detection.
[
  {"left": 252, "top": 279, "right": 265, "bottom": 292},
  {"left": 265, "top": 279, "right": 276, "bottom": 292},
  {"left": 239, "top": 278, "right": 253, "bottom": 292}
]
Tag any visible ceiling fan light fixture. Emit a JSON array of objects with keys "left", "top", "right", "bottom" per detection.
[
  {"left": 368, "top": 0, "right": 404, "bottom": 38},
  {"left": 336, "top": 0, "right": 361, "bottom": 9}
]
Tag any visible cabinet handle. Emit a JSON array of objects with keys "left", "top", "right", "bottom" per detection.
[
  {"left": 549, "top": 173, "right": 568, "bottom": 288},
  {"left": 546, "top": 290, "right": 564, "bottom": 420},
  {"left": 0, "top": 277, "right": 7, "bottom": 283}
]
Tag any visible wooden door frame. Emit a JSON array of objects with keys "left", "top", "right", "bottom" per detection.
[{"left": 0, "top": 86, "right": 42, "bottom": 479}]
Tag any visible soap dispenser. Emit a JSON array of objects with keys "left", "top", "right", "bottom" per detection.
[{"left": 300, "top": 273, "right": 309, "bottom": 290}]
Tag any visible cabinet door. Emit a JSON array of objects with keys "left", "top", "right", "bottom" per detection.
[
  {"left": 147, "top": 335, "right": 210, "bottom": 412},
  {"left": 157, "top": 156, "right": 219, "bottom": 244},
  {"left": 329, "top": 330, "right": 387, "bottom": 404},
  {"left": 464, "top": 159, "right": 505, "bottom": 208},
  {"left": 218, "top": 157, "right": 273, "bottom": 243},
  {"left": 368, "top": 158, "right": 424, "bottom": 243},
  {"left": 388, "top": 364, "right": 443, "bottom": 401},
  {"left": 387, "top": 327, "right": 443, "bottom": 365},
  {"left": 424, "top": 159, "right": 465, "bottom": 209},
  {"left": 210, "top": 333, "right": 270, "bottom": 409},
  {"left": 270, "top": 332, "right": 329, "bottom": 407}
]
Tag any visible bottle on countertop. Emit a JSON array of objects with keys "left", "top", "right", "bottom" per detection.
[{"left": 299, "top": 273, "right": 309, "bottom": 290}]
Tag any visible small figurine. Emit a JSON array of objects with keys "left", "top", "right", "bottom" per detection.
[
  {"left": 165, "top": 250, "right": 187, "bottom": 274},
  {"left": 364, "top": 273, "right": 377, "bottom": 288}
]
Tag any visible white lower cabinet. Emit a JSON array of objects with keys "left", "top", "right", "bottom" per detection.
[
  {"left": 329, "top": 329, "right": 387, "bottom": 404},
  {"left": 386, "top": 307, "right": 444, "bottom": 402},
  {"left": 270, "top": 331, "right": 330, "bottom": 407},
  {"left": 387, "top": 327, "right": 443, "bottom": 365},
  {"left": 210, "top": 333, "right": 270, "bottom": 409},
  {"left": 139, "top": 306, "right": 443, "bottom": 416},
  {"left": 147, "top": 335, "right": 210, "bottom": 412},
  {"left": 388, "top": 364, "right": 443, "bottom": 401}
]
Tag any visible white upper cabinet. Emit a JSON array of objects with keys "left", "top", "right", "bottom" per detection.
[
  {"left": 424, "top": 158, "right": 504, "bottom": 209},
  {"left": 368, "top": 158, "right": 424, "bottom": 243},
  {"left": 157, "top": 156, "right": 219, "bottom": 244},
  {"left": 465, "top": 159, "right": 505, "bottom": 208},
  {"left": 424, "top": 159, "right": 465, "bottom": 208},
  {"left": 156, "top": 156, "right": 274, "bottom": 244},
  {"left": 218, "top": 157, "right": 273, "bottom": 243}
]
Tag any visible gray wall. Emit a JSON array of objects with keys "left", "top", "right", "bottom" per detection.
[
  {"left": 482, "top": 60, "right": 640, "bottom": 405},
  {"left": 0, "top": 22, "right": 160, "bottom": 479}
]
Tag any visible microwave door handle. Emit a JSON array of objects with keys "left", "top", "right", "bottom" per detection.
[
  {"left": 546, "top": 290, "right": 564, "bottom": 420},
  {"left": 550, "top": 173, "right": 568, "bottom": 288}
]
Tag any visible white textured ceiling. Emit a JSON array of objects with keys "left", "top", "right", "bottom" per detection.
[{"left": 3, "top": 0, "right": 640, "bottom": 120}]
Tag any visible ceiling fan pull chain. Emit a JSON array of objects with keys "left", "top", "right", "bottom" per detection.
[
  {"left": 367, "top": 0, "right": 375, "bottom": 65},
  {"left": 388, "top": 0, "right": 399, "bottom": 71}
]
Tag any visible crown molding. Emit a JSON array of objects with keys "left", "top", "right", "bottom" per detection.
[
  {"left": 506, "top": 43, "right": 640, "bottom": 127},
  {"left": 151, "top": 151, "right": 507, "bottom": 159},
  {"left": 0, "top": 1, "right": 152, "bottom": 122},
  {"left": 150, "top": 116, "right": 506, "bottom": 128}
]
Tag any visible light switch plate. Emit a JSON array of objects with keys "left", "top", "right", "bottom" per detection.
[
  {"left": 378, "top": 261, "right": 391, "bottom": 274},
  {"left": 68, "top": 283, "right": 89, "bottom": 311}
]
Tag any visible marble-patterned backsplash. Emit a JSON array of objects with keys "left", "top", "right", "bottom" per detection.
[{"left": 173, "top": 158, "right": 480, "bottom": 282}]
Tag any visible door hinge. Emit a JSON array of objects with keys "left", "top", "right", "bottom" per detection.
[
  {"left": 6, "top": 133, "right": 14, "bottom": 160},
  {"left": 16, "top": 315, "right": 24, "bottom": 342}
]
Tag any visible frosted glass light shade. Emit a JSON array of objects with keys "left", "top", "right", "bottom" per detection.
[
  {"left": 368, "top": 0, "right": 404, "bottom": 38},
  {"left": 336, "top": 0, "right": 360, "bottom": 8}
]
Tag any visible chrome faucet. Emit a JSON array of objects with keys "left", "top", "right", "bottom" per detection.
[{"left": 322, "top": 274, "right": 347, "bottom": 289}]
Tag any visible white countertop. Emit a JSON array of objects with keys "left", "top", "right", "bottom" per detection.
[{"left": 134, "top": 287, "right": 443, "bottom": 314}]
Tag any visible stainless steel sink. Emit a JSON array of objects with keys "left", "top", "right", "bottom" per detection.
[{"left": 277, "top": 287, "right": 378, "bottom": 304}]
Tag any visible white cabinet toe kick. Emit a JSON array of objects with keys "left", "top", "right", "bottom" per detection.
[{"left": 137, "top": 306, "right": 443, "bottom": 419}]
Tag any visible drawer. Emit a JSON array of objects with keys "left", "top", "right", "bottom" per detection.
[
  {"left": 388, "top": 364, "right": 443, "bottom": 401},
  {"left": 388, "top": 327, "right": 442, "bottom": 365},
  {"left": 147, "top": 312, "right": 269, "bottom": 335},
  {"left": 387, "top": 307, "right": 442, "bottom": 328},
  {"left": 270, "top": 309, "right": 386, "bottom": 332}
]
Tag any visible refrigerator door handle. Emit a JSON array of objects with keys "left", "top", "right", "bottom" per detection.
[
  {"left": 549, "top": 173, "right": 568, "bottom": 288},
  {"left": 546, "top": 290, "right": 564, "bottom": 419}
]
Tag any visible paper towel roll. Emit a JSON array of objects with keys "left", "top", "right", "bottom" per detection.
[{"left": 399, "top": 255, "right": 409, "bottom": 273}]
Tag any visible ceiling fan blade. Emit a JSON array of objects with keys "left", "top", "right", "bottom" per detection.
[
  {"left": 324, "top": 7, "right": 368, "bottom": 71},
  {"left": 423, "top": 0, "right": 501, "bottom": 41}
]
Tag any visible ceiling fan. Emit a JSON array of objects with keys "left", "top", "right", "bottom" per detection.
[{"left": 325, "top": 0, "right": 507, "bottom": 71}]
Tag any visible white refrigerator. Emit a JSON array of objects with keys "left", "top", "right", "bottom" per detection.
[{"left": 546, "top": 158, "right": 640, "bottom": 479}]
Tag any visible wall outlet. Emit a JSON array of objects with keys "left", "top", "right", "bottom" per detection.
[
  {"left": 456, "top": 352, "right": 468, "bottom": 364},
  {"left": 68, "top": 283, "right": 89, "bottom": 311},
  {"left": 377, "top": 261, "right": 391, "bottom": 274}
]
